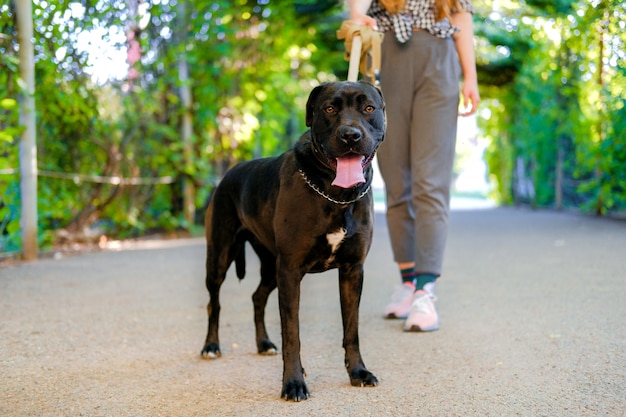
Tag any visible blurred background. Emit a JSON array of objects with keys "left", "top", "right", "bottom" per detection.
[{"left": 1, "top": 0, "right": 624, "bottom": 256}]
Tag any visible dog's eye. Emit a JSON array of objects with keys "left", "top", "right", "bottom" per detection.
[
  {"left": 324, "top": 106, "right": 336, "bottom": 114},
  {"left": 364, "top": 105, "right": 375, "bottom": 113}
]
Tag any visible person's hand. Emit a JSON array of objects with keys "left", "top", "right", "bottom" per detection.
[
  {"left": 459, "top": 80, "right": 480, "bottom": 116},
  {"left": 350, "top": 12, "right": 378, "bottom": 29}
]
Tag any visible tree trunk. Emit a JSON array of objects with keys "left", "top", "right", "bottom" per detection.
[
  {"left": 178, "top": 0, "right": 195, "bottom": 226},
  {"left": 16, "top": 0, "right": 38, "bottom": 260}
]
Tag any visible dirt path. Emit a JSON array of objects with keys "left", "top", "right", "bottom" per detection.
[{"left": 1, "top": 207, "right": 625, "bottom": 416}]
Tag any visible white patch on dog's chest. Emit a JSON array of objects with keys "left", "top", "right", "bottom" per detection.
[{"left": 326, "top": 228, "right": 347, "bottom": 255}]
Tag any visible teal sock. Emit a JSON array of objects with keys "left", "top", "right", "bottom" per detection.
[
  {"left": 400, "top": 267, "right": 416, "bottom": 286},
  {"left": 414, "top": 273, "right": 437, "bottom": 291}
]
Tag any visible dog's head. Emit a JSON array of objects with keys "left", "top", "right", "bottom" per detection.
[{"left": 305, "top": 81, "right": 385, "bottom": 189}]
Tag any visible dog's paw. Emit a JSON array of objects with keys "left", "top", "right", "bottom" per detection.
[
  {"left": 200, "top": 343, "right": 221, "bottom": 359},
  {"left": 349, "top": 368, "right": 379, "bottom": 387},
  {"left": 281, "top": 379, "right": 310, "bottom": 402},
  {"left": 258, "top": 339, "right": 278, "bottom": 355}
]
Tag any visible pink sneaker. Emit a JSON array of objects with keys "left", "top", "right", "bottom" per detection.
[
  {"left": 403, "top": 290, "right": 440, "bottom": 332},
  {"left": 384, "top": 283, "right": 415, "bottom": 319}
]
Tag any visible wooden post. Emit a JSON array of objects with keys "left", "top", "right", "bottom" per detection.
[
  {"left": 16, "top": 0, "right": 38, "bottom": 260},
  {"left": 555, "top": 145, "right": 563, "bottom": 210},
  {"left": 177, "top": 0, "right": 195, "bottom": 226}
]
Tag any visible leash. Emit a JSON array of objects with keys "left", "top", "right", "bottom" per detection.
[{"left": 337, "top": 21, "right": 383, "bottom": 84}]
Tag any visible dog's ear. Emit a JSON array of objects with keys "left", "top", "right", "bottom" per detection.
[
  {"left": 359, "top": 80, "right": 385, "bottom": 106},
  {"left": 305, "top": 83, "right": 327, "bottom": 127}
]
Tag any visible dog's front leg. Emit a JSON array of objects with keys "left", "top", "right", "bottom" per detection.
[
  {"left": 339, "top": 264, "right": 378, "bottom": 387},
  {"left": 276, "top": 268, "right": 309, "bottom": 401}
]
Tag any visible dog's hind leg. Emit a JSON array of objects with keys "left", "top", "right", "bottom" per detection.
[
  {"left": 201, "top": 246, "right": 229, "bottom": 359},
  {"left": 201, "top": 202, "right": 242, "bottom": 359},
  {"left": 250, "top": 242, "right": 279, "bottom": 355}
]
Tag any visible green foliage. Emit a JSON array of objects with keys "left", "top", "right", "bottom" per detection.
[
  {"left": 480, "top": 0, "right": 626, "bottom": 214},
  {"left": 524, "top": 0, "right": 576, "bottom": 15},
  {"left": 1, "top": 0, "right": 347, "bottom": 253},
  {"left": 3, "top": 0, "right": 626, "bottom": 255},
  {"left": 1, "top": 6, "right": 21, "bottom": 252}
]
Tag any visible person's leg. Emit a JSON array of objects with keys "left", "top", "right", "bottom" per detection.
[
  {"left": 411, "top": 31, "right": 461, "bottom": 278},
  {"left": 378, "top": 35, "right": 415, "bottom": 267},
  {"left": 404, "top": 32, "right": 461, "bottom": 332},
  {"left": 378, "top": 35, "right": 419, "bottom": 319}
]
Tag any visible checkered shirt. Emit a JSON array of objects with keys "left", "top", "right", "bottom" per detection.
[{"left": 368, "top": 0, "right": 474, "bottom": 43}]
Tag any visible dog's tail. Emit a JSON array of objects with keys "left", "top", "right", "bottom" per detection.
[
  {"left": 233, "top": 229, "right": 251, "bottom": 281},
  {"left": 235, "top": 245, "right": 246, "bottom": 280}
]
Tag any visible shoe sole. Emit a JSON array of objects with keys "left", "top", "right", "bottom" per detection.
[
  {"left": 403, "top": 323, "right": 440, "bottom": 332},
  {"left": 385, "top": 313, "right": 408, "bottom": 320}
]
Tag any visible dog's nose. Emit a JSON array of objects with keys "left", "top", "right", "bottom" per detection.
[{"left": 339, "top": 126, "right": 362, "bottom": 144}]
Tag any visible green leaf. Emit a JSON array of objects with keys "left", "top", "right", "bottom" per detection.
[
  {"left": 0, "top": 132, "right": 14, "bottom": 143},
  {"left": 0, "top": 98, "right": 17, "bottom": 110}
]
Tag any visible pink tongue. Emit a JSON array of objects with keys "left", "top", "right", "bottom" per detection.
[{"left": 332, "top": 155, "right": 365, "bottom": 188}]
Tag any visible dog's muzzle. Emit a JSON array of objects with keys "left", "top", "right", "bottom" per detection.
[{"left": 311, "top": 125, "right": 379, "bottom": 189}]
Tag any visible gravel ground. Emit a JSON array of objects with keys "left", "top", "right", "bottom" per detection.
[{"left": 1, "top": 207, "right": 625, "bottom": 417}]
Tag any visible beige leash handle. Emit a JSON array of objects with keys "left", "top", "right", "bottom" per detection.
[{"left": 347, "top": 35, "right": 362, "bottom": 82}]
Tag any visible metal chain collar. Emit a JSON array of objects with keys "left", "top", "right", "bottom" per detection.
[{"left": 298, "top": 169, "right": 371, "bottom": 205}]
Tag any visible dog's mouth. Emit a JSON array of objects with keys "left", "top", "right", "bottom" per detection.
[{"left": 330, "top": 151, "right": 375, "bottom": 189}]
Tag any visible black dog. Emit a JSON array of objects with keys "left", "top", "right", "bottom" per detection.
[{"left": 201, "top": 81, "right": 385, "bottom": 401}]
